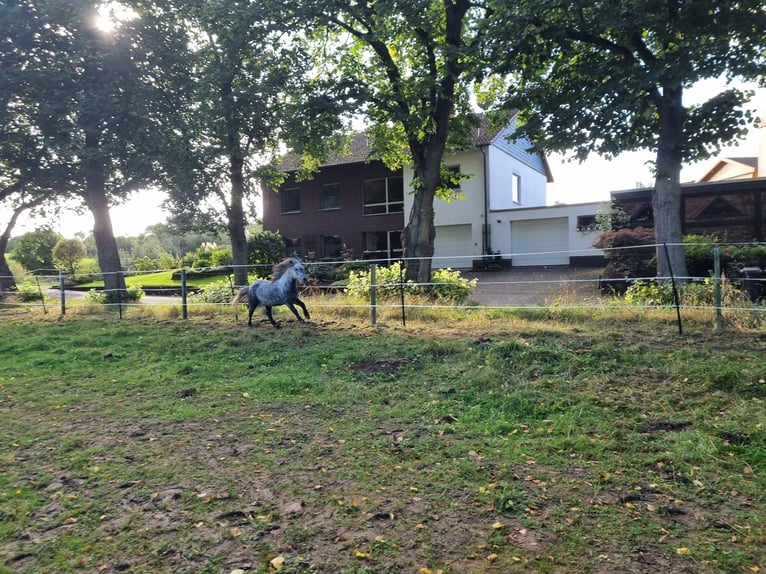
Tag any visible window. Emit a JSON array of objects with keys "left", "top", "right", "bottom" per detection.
[
  {"left": 444, "top": 165, "right": 461, "bottom": 191},
  {"left": 320, "top": 183, "right": 341, "bottom": 210},
  {"left": 511, "top": 174, "right": 521, "bottom": 204},
  {"left": 363, "top": 230, "right": 403, "bottom": 260},
  {"left": 576, "top": 215, "right": 597, "bottom": 231},
  {"left": 363, "top": 177, "right": 404, "bottom": 215},
  {"left": 322, "top": 235, "right": 343, "bottom": 259},
  {"left": 282, "top": 187, "right": 301, "bottom": 213}
]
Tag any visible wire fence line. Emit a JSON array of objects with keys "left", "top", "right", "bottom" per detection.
[{"left": 2, "top": 242, "right": 764, "bottom": 331}]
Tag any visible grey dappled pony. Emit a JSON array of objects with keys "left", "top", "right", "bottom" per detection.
[{"left": 232, "top": 258, "right": 310, "bottom": 328}]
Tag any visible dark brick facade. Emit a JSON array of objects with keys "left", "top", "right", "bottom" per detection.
[
  {"left": 612, "top": 178, "right": 766, "bottom": 241},
  {"left": 262, "top": 159, "right": 405, "bottom": 261}
]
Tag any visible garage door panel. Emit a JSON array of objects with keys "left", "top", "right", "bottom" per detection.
[
  {"left": 434, "top": 224, "right": 473, "bottom": 269},
  {"left": 511, "top": 218, "right": 569, "bottom": 266}
]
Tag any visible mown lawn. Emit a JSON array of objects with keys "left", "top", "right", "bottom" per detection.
[{"left": 0, "top": 308, "right": 764, "bottom": 573}]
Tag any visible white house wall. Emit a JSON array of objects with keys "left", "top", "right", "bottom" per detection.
[
  {"left": 487, "top": 143, "right": 547, "bottom": 210},
  {"left": 403, "top": 148, "right": 486, "bottom": 267},
  {"left": 493, "top": 202, "right": 606, "bottom": 264}
]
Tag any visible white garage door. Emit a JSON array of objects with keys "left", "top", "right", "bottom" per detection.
[
  {"left": 511, "top": 218, "right": 569, "bottom": 266},
  {"left": 434, "top": 224, "right": 473, "bottom": 269}
]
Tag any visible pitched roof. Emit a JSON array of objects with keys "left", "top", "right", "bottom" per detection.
[{"left": 279, "top": 116, "right": 507, "bottom": 172}]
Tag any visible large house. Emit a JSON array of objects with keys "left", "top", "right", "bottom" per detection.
[{"left": 262, "top": 115, "right": 606, "bottom": 268}]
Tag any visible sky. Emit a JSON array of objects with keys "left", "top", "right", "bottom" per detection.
[{"left": 5, "top": 81, "right": 765, "bottom": 239}]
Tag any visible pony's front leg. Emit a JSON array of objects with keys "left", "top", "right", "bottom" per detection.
[
  {"left": 285, "top": 303, "right": 306, "bottom": 324},
  {"left": 293, "top": 298, "right": 310, "bottom": 321},
  {"left": 264, "top": 306, "right": 280, "bottom": 328}
]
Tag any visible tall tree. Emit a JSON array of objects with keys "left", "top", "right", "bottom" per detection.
[
  {"left": 162, "top": 1, "right": 317, "bottom": 286},
  {"left": 489, "top": 0, "right": 766, "bottom": 279},
  {"left": 286, "top": 0, "right": 492, "bottom": 283},
  {"left": 0, "top": 0, "right": 190, "bottom": 299}
]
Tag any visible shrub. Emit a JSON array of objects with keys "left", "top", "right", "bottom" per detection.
[
  {"left": 248, "top": 231, "right": 286, "bottom": 266},
  {"left": 86, "top": 285, "right": 144, "bottom": 304},
  {"left": 592, "top": 227, "right": 656, "bottom": 279},
  {"left": 17, "top": 279, "right": 46, "bottom": 302},
  {"left": 210, "top": 246, "right": 233, "bottom": 267},
  {"left": 189, "top": 279, "right": 236, "bottom": 304},
  {"left": 427, "top": 267, "right": 478, "bottom": 302},
  {"left": 133, "top": 256, "right": 157, "bottom": 272},
  {"left": 345, "top": 262, "right": 477, "bottom": 303},
  {"left": 625, "top": 277, "right": 754, "bottom": 308}
]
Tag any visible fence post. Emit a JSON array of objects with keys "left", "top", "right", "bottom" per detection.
[
  {"left": 662, "top": 243, "right": 682, "bottom": 335},
  {"left": 370, "top": 263, "right": 377, "bottom": 325},
  {"left": 60, "top": 273, "right": 66, "bottom": 315},
  {"left": 36, "top": 276, "right": 47, "bottom": 314},
  {"left": 713, "top": 247, "right": 723, "bottom": 334},
  {"left": 181, "top": 268, "right": 188, "bottom": 320}
]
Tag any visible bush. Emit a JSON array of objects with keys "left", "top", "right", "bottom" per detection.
[
  {"left": 189, "top": 279, "right": 236, "bottom": 304},
  {"left": 345, "top": 262, "right": 477, "bottom": 303},
  {"left": 248, "top": 231, "right": 286, "bottom": 266},
  {"left": 592, "top": 227, "right": 656, "bottom": 280},
  {"left": 684, "top": 235, "right": 766, "bottom": 279},
  {"left": 17, "top": 279, "right": 46, "bottom": 302},
  {"left": 86, "top": 285, "right": 144, "bottom": 304},
  {"left": 625, "top": 277, "right": 754, "bottom": 308}
]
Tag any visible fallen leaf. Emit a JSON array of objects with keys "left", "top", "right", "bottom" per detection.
[
  {"left": 676, "top": 547, "right": 691, "bottom": 556},
  {"left": 269, "top": 555, "right": 285, "bottom": 570}
]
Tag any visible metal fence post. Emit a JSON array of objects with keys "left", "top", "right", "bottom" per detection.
[
  {"left": 713, "top": 247, "right": 723, "bottom": 334},
  {"left": 181, "top": 268, "right": 188, "bottom": 320},
  {"left": 370, "top": 263, "right": 377, "bottom": 325},
  {"left": 60, "top": 273, "right": 66, "bottom": 315}
]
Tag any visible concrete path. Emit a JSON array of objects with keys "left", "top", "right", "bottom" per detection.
[{"left": 463, "top": 266, "right": 605, "bottom": 306}]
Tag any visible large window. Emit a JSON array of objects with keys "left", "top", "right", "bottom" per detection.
[
  {"left": 363, "top": 177, "right": 404, "bottom": 215},
  {"left": 322, "top": 234, "right": 343, "bottom": 259},
  {"left": 363, "top": 230, "right": 403, "bottom": 260},
  {"left": 320, "top": 183, "right": 341, "bottom": 210},
  {"left": 282, "top": 187, "right": 301, "bottom": 213}
]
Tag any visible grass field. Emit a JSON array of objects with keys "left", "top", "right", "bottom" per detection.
[{"left": 0, "top": 307, "right": 764, "bottom": 573}]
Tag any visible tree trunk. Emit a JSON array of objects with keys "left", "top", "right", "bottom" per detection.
[
  {"left": 0, "top": 206, "right": 24, "bottom": 293},
  {"left": 228, "top": 153, "right": 250, "bottom": 287},
  {"left": 84, "top": 130, "right": 126, "bottom": 301},
  {"left": 402, "top": 175, "right": 437, "bottom": 284},
  {"left": 652, "top": 85, "right": 688, "bottom": 281}
]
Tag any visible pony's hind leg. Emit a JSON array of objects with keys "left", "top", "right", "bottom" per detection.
[{"left": 247, "top": 300, "right": 259, "bottom": 326}]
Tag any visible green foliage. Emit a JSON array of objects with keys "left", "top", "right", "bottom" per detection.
[
  {"left": 625, "top": 277, "right": 758, "bottom": 310},
  {"left": 684, "top": 235, "right": 766, "bottom": 279},
  {"left": 133, "top": 256, "right": 157, "bottom": 272},
  {"left": 247, "top": 231, "right": 286, "bottom": 266},
  {"left": 210, "top": 246, "right": 233, "bottom": 267},
  {"left": 10, "top": 229, "right": 62, "bottom": 274},
  {"left": 592, "top": 227, "right": 656, "bottom": 278},
  {"left": 71, "top": 258, "right": 101, "bottom": 284},
  {"left": 52, "top": 238, "right": 86, "bottom": 275},
  {"left": 86, "top": 285, "right": 144, "bottom": 304},
  {"left": 345, "top": 262, "right": 476, "bottom": 303},
  {"left": 188, "top": 279, "right": 235, "bottom": 304},
  {"left": 16, "top": 279, "right": 46, "bottom": 302}
]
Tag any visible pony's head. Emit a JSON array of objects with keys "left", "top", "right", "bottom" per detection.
[{"left": 272, "top": 257, "right": 309, "bottom": 283}]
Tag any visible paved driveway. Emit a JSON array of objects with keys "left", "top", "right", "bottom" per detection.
[{"left": 464, "top": 266, "right": 605, "bottom": 306}]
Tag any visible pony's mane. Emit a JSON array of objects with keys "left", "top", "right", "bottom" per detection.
[{"left": 271, "top": 257, "right": 300, "bottom": 280}]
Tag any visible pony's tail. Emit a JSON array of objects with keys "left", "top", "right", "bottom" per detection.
[{"left": 231, "top": 286, "right": 249, "bottom": 307}]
